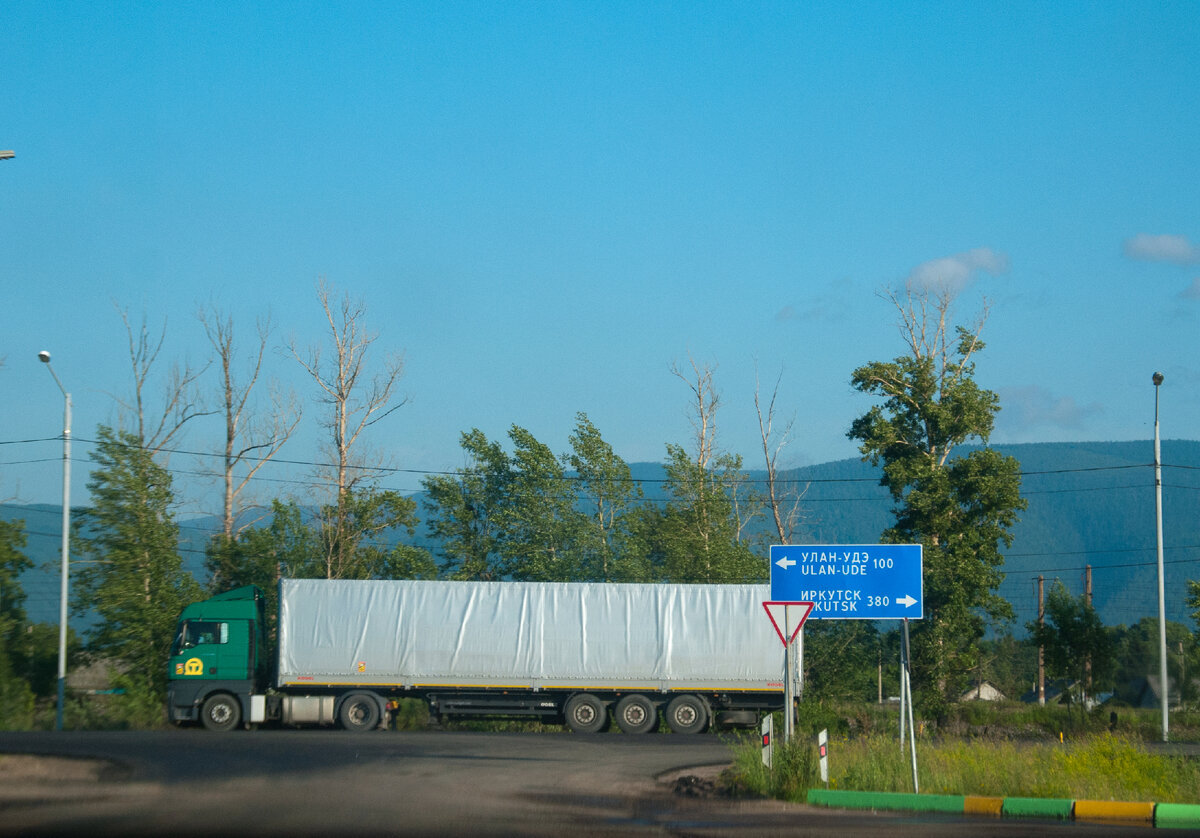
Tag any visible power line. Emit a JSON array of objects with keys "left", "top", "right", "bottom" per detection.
[{"left": 6, "top": 433, "right": 1192, "bottom": 488}]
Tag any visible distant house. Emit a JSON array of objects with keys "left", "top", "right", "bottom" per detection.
[
  {"left": 1121, "top": 675, "right": 1192, "bottom": 709},
  {"left": 1020, "top": 679, "right": 1111, "bottom": 709},
  {"left": 960, "top": 681, "right": 1006, "bottom": 702},
  {"left": 1021, "top": 678, "right": 1072, "bottom": 705}
]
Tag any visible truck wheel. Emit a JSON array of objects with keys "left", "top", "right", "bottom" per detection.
[
  {"left": 665, "top": 694, "right": 709, "bottom": 734},
  {"left": 614, "top": 694, "right": 657, "bottom": 734},
  {"left": 339, "top": 692, "right": 382, "bottom": 732},
  {"left": 201, "top": 693, "right": 241, "bottom": 732},
  {"left": 563, "top": 693, "right": 608, "bottom": 734}
]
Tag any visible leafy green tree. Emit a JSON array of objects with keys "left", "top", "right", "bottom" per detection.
[
  {"left": 1027, "top": 581, "right": 1114, "bottom": 713},
  {"left": 15, "top": 622, "right": 73, "bottom": 701},
  {"left": 205, "top": 499, "right": 317, "bottom": 632},
  {"left": 75, "top": 426, "right": 204, "bottom": 705},
  {"left": 655, "top": 443, "right": 763, "bottom": 583},
  {"left": 422, "top": 429, "right": 511, "bottom": 580},
  {"left": 1112, "top": 617, "right": 1197, "bottom": 706},
  {"left": 566, "top": 413, "right": 647, "bottom": 582},
  {"left": 803, "top": 622, "right": 883, "bottom": 702},
  {"left": 212, "top": 490, "right": 435, "bottom": 594},
  {"left": 323, "top": 488, "right": 436, "bottom": 581},
  {"left": 848, "top": 286, "right": 1025, "bottom": 714},
  {"left": 0, "top": 519, "right": 36, "bottom": 729},
  {"left": 0, "top": 518, "right": 31, "bottom": 650},
  {"left": 331, "top": 487, "right": 434, "bottom": 578},
  {"left": 498, "top": 426, "right": 585, "bottom": 582},
  {"left": 976, "top": 634, "right": 1038, "bottom": 701}
]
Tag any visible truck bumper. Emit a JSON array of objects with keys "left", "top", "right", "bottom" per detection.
[
  {"left": 167, "top": 679, "right": 256, "bottom": 724},
  {"left": 167, "top": 681, "right": 204, "bottom": 722}
]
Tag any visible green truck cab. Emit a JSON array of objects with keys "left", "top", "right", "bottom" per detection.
[{"left": 166, "top": 585, "right": 268, "bottom": 731}]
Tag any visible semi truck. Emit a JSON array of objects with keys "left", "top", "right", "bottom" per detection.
[{"left": 167, "top": 578, "right": 788, "bottom": 734}]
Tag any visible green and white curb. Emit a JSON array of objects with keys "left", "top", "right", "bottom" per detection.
[{"left": 806, "top": 789, "right": 1200, "bottom": 828}]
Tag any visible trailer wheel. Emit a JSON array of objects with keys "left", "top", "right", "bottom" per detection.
[
  {"left": 665, "top": 694, "right": 709, "bottom": 734},
  {"left": 563, "top": 693, "right": 608, "bottom": 734},
  {"left": 339, "top": 692, "right": 382, "bottom": 732},
  {"left": 201, "top": 693, "right": 241, "bottom": 732},
  {"left": 614, "top": 694, "right": 657, "bottom": 734}
]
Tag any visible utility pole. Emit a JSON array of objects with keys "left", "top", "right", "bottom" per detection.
[
  {"left": 1037, "top": 575, "right": 1045, "bottom": 705},
  {"left": 1085, "top": 564, "right": 1093, "bottom": 699},
  {"left": 1153, "top": 372, "right": 1168, "bottom": 742},
  {"left": 38, "top": 351, "right": 71, "bottom": 731}
]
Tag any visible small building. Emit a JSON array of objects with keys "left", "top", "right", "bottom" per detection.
[{"left": 960, "top": 681, "right": 1006, "bottom": 702}]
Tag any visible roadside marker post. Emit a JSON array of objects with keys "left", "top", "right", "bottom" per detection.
[
  {"left": 818, "top": 728, "right": 829, "bottom": 788},
  {"left": 761, "top": 713, "right": 773, "bottom": 769}
]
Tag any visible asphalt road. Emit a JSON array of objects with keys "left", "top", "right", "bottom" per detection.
[{"left": 0, "top": 729, "right": 1194, "bottom": 837}]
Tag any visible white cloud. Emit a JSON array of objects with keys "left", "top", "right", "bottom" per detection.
[
  {"left": 1123, "top": 233, "right": 1199, "bottom": 265},
  {"left": 996, "top": 385, "right": 1104, "bottom": 434},
  {"left": 1178, "top": 278, "right": 1200, "bottom": 300},
  {"left": 907, "top": 247, "right": 1009, "bottom": 294}
]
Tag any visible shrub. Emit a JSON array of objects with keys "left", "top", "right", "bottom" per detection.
[{"left": 724, "top": 729, "right": 1200, "bottom": 804}]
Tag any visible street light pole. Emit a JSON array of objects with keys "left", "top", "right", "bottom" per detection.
[
  {"left": 1152, "top": 372, "right": 1168, "bottom": 742},
  {"left": 38, "top": 351, "right": 71, "bottom": 732}
]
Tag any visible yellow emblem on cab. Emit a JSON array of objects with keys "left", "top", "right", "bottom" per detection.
[{"left": 184, "top": 657, "right": 204, "bottom": 676}]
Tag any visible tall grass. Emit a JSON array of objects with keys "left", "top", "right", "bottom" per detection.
[{"left": 727, "top": 730, "right": 1200, "bottom": 804}]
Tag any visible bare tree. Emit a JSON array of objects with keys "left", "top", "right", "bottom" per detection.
[
  {"left": 200, "top": 305, "right": 302, "bottom": 541},
  {"left": 669, "top": 353, "right": 720, "bottom": 470},
  {"left": 290, "top": 281, "right": 409, "bottom": 579},
  {"left": 668, "top": 354, "right": 759, "bottom": 544},
  {"left": 754, "top": 364, "right": 807, "bottom": 544},
  {"left": 113, "top": 305, "right": 213, "bottom": 454},
  {"left": 290, "top": 281, "right": 408, "bottom": 498}
]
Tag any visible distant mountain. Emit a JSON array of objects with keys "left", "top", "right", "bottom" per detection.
[{"left": 6, "top": 440, "right": 1198, "bottom": 634}]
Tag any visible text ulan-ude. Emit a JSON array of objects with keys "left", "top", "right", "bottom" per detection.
[{"left": 799, "top": 551, "right": 871, "bottom": 563}]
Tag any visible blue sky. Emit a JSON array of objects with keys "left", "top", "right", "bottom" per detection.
[{"left": 2, "top": 2, "right": 1198, "bottom": 515}]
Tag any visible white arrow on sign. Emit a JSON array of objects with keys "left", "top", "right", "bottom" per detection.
[
  {"left": 897, "top": 594, "right": 918, "bottom": 608},
  {"left": 775, "top": 556, "right": 796, "bottom": 570}
]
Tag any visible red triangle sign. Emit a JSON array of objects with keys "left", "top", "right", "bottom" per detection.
[{"left": 762, "top": 601, "right": 815, "bottom": 647}]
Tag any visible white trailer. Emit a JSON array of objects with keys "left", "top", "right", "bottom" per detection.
[{"left": 170, "top": 579, "right": 786, "bottom": 734}]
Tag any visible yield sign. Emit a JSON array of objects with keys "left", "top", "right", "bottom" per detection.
[{"left": 762, "top": 601, "right": 815, "bottom": 647}]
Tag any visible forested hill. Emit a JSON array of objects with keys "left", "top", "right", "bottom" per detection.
[{"left": 6, "top": 440, "right": 1199, "bottom": 633}]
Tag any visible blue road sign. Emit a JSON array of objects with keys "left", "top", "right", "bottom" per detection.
[{"left": 769, "top": 544, "right": 923, "bottom": 620}]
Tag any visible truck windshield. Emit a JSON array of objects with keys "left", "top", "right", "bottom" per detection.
[{"left": 172, "top": 620, "right": 228, "bottom": 653}]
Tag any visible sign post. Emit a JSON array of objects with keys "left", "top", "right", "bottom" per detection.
[
  {"left": 762, "top": 601, "right": 814, "bottom": 742},
  {"left": 770, "top": 544, "right": 924, "bottom": 784}
]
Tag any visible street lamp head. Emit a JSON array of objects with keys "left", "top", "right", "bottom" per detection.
[
  {"left": 1153, "top": 372, "right": 1164, "bottom": 387},
  {"left": 38, "top": 350, "right": 51, "bottom": 363}
]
